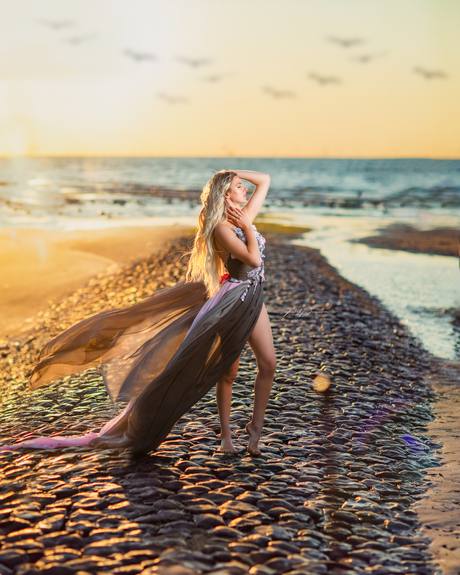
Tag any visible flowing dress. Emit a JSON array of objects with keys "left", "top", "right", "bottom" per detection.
[{"left": 1, "top": 225, "right": 266, "bottom": 454}]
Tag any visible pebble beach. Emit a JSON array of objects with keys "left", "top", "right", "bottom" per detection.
[{"left": 0, "top": 224, "right": 455, "bottom": 575}]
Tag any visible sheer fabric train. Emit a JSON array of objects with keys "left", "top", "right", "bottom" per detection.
[{"left": 1, "top": 225, "right": 266, "bottom": 454}]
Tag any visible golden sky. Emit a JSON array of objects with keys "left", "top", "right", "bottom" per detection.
[{"left": 0, "top": 0, "right": 458, "bottom": 158}]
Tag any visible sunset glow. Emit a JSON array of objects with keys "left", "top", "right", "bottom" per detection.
[{"left": 1, "top": 0, "right": 459, "bottom": 158}]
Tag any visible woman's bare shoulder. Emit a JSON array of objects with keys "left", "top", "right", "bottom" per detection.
[
  {"left": 214, "top": 222, "right": 235, "bottom": 234},
  {"left": 241, "top": 206, "right": 255, "bottom": 224}
]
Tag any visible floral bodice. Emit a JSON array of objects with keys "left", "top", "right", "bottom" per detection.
[{"left": 223, "top": 224, "right": 266, "bottom": 301}]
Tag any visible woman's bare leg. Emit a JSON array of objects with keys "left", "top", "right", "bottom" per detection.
[
  {"left": 216, "top": 355, "right": 241, "bottom": 453},
  {"left": 246, "top": 302, "right": 276, "bottom": 455}
]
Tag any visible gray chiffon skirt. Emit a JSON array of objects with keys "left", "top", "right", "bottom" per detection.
[{"left": 21, "top": 278, "right": 264, "bottom": 454}]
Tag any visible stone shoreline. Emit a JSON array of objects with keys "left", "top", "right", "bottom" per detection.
[{"left": 0, "top": 228, "right": 445, "bottom": 575}]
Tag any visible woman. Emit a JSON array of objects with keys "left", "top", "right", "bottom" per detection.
[
  {"left": 1, "top": 170, "right": 275, "bottom": 456},
  {"left": 192, "top": 170, "right": 275, "bottom": 455}
]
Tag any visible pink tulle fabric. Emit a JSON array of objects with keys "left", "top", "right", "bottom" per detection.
[{"left": 0, "top": 399, "right": 136, "bottom": 451}]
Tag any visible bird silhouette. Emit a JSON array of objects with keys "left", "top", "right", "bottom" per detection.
[
  {"left": 351, "top": 52, "right": 387, "bottom": 63},
  {"left": 176, "top": 56, "right": 212, "bottom": 68},
  {"left": 308, "top": 73, "right": 341, "bottom": 85},
  {"left": 64, "top": 34, "right": 97, "bottom": 45},
  {"left": 413, "top": 67, "right": 448, "bottom": 80},
  {"left": 38, "top": 20, "right": 76, "bottom": 30},
  {"left": 157, "top": 92, "right": 189, "bottom": 104},
  {"left": 326, "top": 36, "right": 364, "bottom": 48},
  {"left": 201, "top": 74, "right": 226, "bottom": 83},
  {"left": 262, "top": 87, "right": 296, "bottom": 99},
  {"left": 200, "top": 72, "right": 235, "bottom": 83},
  {"left": 123, "top": 49, "right": 156, "bottom": 62}
]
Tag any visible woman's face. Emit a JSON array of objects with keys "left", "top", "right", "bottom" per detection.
[{"left": 225, "top": 176, "right": 247, "bottom": 206}]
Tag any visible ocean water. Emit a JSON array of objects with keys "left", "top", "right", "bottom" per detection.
[
  {"left": 1, "top": 157, "right": 460, "bottom": 228},
  {"left": 0, "top": 156, "right": 459, "bottom": 360},
  {"left": 289, "top": 215, "right": 459, "bottom": 361}
]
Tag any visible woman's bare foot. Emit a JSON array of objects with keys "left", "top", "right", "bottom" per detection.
[
  {"left": 217, "top": 437, "right": 238, "bottom": 455},
  {"left": 245, "top": 422, "right": 262, "bottom": 456}
]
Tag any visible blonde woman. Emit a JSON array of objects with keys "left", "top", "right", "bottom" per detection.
[
  {"left": 1, "top": 170, "right": 275, "bottom": 457},
  {"left": 186, "top": 170, "right": 275, "bottom": 455}
]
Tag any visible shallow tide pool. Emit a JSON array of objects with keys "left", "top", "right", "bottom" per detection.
[{"left": 264, "top": 213, "right": 460, "bottom": 361}]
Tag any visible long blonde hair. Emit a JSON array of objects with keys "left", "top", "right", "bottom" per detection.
[{"left": 185, "top": 170, "right": 237, "bottom": 297}]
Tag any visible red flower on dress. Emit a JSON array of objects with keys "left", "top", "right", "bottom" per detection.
[{"left": 219, "top": 273, "right": 230, "bottom": 284}]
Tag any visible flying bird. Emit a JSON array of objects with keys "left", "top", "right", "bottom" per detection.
[
  {"left": 176, "top": 56, "right": 212, "bottom": 68},
  {"left": 326, "top": 36, "right": 365, "bottom": 48},
  {"left": 201, "top": 72, "right": 235, "bottom": 83},
  {"left": 123, "top": 49, "right": 156, "bottom": 62},
  {"left": 38, "top": 20, "right": 77, "bottom": 30},
  {"left": 308, "top": 73, "right": 341, "bottom": 85},
  {"left": 157, "top": 92, "right": 189, "bottom": 104},
  {"left": 262, "top": 87, "right": 296, "bottom": 99},
  {"left": 201, "top": 74, "right": 226, "bottom": 83},
  {"left": 64, "top": 34, "right": 97, "bottom": 45},
  {"left": 413, "top": 67, "right": 448, "bottom": 80},
  {"left": 351, "top": 52, "right": 387, "bottom": 64}
]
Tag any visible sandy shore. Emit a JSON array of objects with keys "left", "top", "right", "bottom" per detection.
[
  {"left": 415, "top": 357, "right": 460, "bottom": 575},
  {"left": 0, "top": 225, "right": 195, "bottom": 339},
  {"left": 354, "top": 223, "right": 459, "bottom": 257}
]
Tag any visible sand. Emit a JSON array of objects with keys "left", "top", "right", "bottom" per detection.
[
  {"left": 415, "top": 357, "right": 460, "bottom": 575},
  {"left": 0, "top": 225, "right": 195, "bottom": 339},
  {"left": 354, "top": 224, "right": 459, "bottom": 257}
]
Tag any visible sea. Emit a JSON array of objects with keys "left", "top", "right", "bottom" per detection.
[{"left": 0, "top": 157, "right": 459, "bottom": 361}]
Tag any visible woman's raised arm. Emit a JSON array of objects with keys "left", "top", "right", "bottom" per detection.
[{"left": 234, "top": 170, "right": 270, "bottom": 223}]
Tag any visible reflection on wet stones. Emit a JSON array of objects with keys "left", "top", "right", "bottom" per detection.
[{"left": 0, "top": 233, "right": 441, "bottom": 574}]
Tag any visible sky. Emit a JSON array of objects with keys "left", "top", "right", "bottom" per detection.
[{"left": 0, "top": 0, "right": 459, "bottom": 158}]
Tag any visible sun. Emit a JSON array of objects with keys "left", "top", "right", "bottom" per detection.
[{"left": 0, "top": 118, "right": 36, "bottom": 157}]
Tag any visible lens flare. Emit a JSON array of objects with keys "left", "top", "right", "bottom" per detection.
[{"left": 312, "top": 373, "right": 331, "bottom": 392}]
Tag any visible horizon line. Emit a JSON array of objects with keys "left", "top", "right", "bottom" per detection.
[{"left": 0, "top": 154, "right": 459, "bottom": 161}]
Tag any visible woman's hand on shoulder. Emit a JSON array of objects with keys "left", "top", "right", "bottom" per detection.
[{"left": 226, "top": 203, "right": 251, "bottom": 231}]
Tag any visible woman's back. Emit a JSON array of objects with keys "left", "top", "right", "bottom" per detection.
[{"left": 213, "top": 222, "right": 233, "bottom": 264}]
